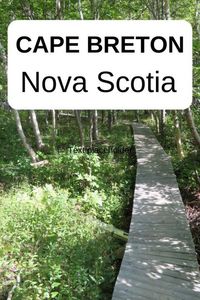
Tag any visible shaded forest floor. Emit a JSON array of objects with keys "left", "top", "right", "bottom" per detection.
[
  {"left": 184, "top": 191, "right": 200, "bottom": 265},
  {"left": 0, "top": 110, "right": 136, "bottom": 300}
]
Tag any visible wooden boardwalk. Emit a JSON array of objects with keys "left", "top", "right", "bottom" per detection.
[{"left": 112, "top": 123, "right": 200, "bottom": 300}]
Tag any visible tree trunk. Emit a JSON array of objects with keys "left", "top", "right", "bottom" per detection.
[
  {"left": 14, "top": 110, "right": 38, "bottom": 163},
  {"left": 89, "top": 111, "right": 93, "bottom": 146},
  {"left": 1, "top": 39, "right": 38, "bottom": 162},
  {"left": 75, "top": 110, "right": 84, "bottom": 147},
  {"left": 136, "top": 110, "right": 140, "bottom": 122},
  {"left": 112, "top": 110, "right": 117, "bottom": 124},
  {"left": 185, "top": 108, "right": 200, "bottom": 147},
  {"left": 159, "top": 110, "right": 166, "bottom": 137},
  {"left": 101, "top": 110, "right": 105, "bottom": 123},
  {"left": 108, "top": 111, "right": 112, "bottom": 130},
  {"left": 173, "top": 110, "right": 184, "bottom": 159},
  {"left": 164, "top": 0, "right": 171, "bottom": 19},
  {"left": 150, "top": 111, "right": 154, "bottom": 122},
  {"left": 56, "top": 0, "right": 63, "bottom": 19},
  {"left": 52, "top": 110, "right": 56, "bottom": 151},
  {"left": 92, "top": 110, "right": 99, "bottom": 140},
  {"left": 78, "top": 0, "right": 84, "bottom": 20},
  {"left": 152, "top": 111, "right": 159, "bottom": 134},
  {"left": 196, "top": 0, "right": 200, "bottom": 39},
  {"left": 30, "top": 110, "right": 45, "bottom": 150}
]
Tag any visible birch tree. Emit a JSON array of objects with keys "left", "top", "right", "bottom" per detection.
[
  {"left": 75, "top": 110, "right": 84, "bottom": 147},
  {"left": 92, "top": 110, "right": 99, "bottom": 140},
  {"left": 173, "top": 111, "right": 184, "bottom": 159},
  {"left": 185, "top": 107, "right": 200, "bottom": 148},
  {"left": 30, "top": 110, "right": 45, "bottom": 150},
  {"left": 14, "top": 110, "right": 38, "bottom": 163},
  {"left": 0, "top": 38, "right": 38, "bottom": 162}
]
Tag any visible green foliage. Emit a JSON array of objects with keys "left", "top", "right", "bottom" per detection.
[
  {"left": 146, "top": 110, "right": 200, "bottom": 193},
  {"left": 173, "top": 153, "right": 200, "bottom": 191},
  {"left": 0, "top": 0, "right": 199, "bottom": 298},
  {"left": 0, "top": 108, "right": 135, "bottom": 299},
  {"left": 0, "top": 184, "right": 118, "bottom": 300}
]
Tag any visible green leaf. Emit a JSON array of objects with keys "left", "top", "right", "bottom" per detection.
[{"left": 51, "top": 291, "right": 59, "bottom": 298}]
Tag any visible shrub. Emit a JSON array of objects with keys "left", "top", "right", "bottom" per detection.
[{"left": 0, "top": 185, "right": 118, "bottom": 300}]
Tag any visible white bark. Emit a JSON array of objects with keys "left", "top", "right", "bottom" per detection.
[
  {"left": 52, "top": 110, "right": 57, "bottom": 150},
  {"left": 196, "top": 0, "right": 200, "bottom": 38},
  {"left": 0, "top": 40, "right": 38, "bottom": 162},
  {"left": 164, "top": 0, "right": 171, "bottom": 20},
  {"left": 173, "top": 110, "right": 184, "bottom": 159},
  {"left": 78, "top": 0, "right": 84, "bottom": 20},
  {"left": 30, "top": 110, "right": 45, "bottom": 150},
  {"left": 152, "top": 111, "right": 159, "bottom": 134},
  {"left": 89, "top": 111, "right": 93, "bottom": 146},
  {"left": 14, "top": 110, "right": 38, "bottom": 163},
  {"left": 75, "top": 110, "right": 84, "bottom": 147},
  {"left": 56, "top": 0, "right": 63, "bottom": 19},
  {"left": 92, "top": 110, "right": 99, "bottom": 140},
  {"left": 185, "top": 108, "right": 200, "bottom": 148}
]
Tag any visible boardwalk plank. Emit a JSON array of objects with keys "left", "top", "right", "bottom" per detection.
[
  {"left": 117, "top": 267, "right": 200, "bottom": 296},
  {"left": 112, "top": 123, "right": 200, "bottom": 300},
  {"left": 120, "top": 260, "right": 200, "bottom": 282}
]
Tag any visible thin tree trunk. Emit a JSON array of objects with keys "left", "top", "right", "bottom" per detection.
[
  {"left": 112, "top": 110, "right": 117, "bottom": 124},
  {"left": 185, "top": 108, "right": 200, "bottom": 147},
  {"left": 108, "top": 111, "right": 112, "bottom": 130},
  {"left": 101, "top": 110, "right": 105, "bottom": 123},
  {"left": 91, "top": 0, "right": 102, "bottom": 20},
  {"left": 196, "top": 0, "right": 200, "bottom": 39},
  {"left": 75, "top": 110, "right": 84, "bottom": 147},
  {"left": 78, "top": 0, "right": 84, "bottom": 20},
  {"left": 89, "top": 111, "right": 93, "bottom": 146},
  {"left": 14, "top": 110, "right": 38, "bottom": 163},
  {"left": 30, "top": 110, "right": 45, "bottom": 150},
  {"left": 159, "top": 110, "right": 165, "bottom": 137},
  {"left": 56, "top": 0, "right": 63, "bottom": 19},
  {"left": 152, "top": 111, "right": 159, "bottom": 134},
  {"left": 150, "top": 111, "right": 154, "bottom": 122},
  {"left": 173, "top": 110, "right": 184, "bottom": 159},
  {"left": 52, "top": 110, "right": 56, "bottom": 151},
  {"left": 136, "top": 110, "right": 140, "bottom": 122},
  {"left": 164, "top": 0, "right": 171, "bottom": 19},
  {"left": 92, "top": 110, "right": 98, "bottom": 140},
  {"left": 1, "top": 39, "right": 39, "bottom": 162}
]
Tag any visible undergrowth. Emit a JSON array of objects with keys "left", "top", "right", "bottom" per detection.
[{"left": 0, "top": 111, "right": 136, "bottom": 299}]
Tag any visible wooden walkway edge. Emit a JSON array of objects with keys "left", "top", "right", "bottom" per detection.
[{"left": 112, "top": 123, "right": 200, "bottom": 300}]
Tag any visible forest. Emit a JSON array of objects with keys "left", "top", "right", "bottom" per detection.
[{"left": 0, "top": 0, "right": 200, "bottom": 299}]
